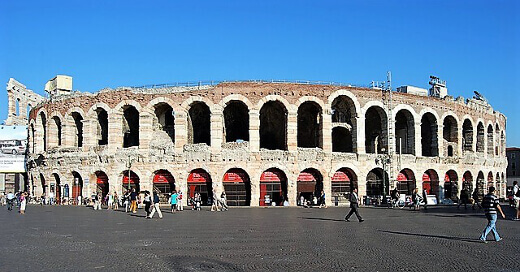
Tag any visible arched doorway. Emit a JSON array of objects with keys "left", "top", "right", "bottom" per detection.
[
  {"left": 52, "top": 173, "right": 61, "bottom": 204},
  {"left": 95, "top": 171, "right": 109, "bottom": 199},
  {"left": 260, "top": 168, "right": 288, "bottom": 206},
  {"left": 153, "top": 170, "right": 175, "bottom": 203},
  {"left": 40, "top": 174, "right": 47, "bottom": 197},
  {"left": 223, "top": 168, "right": 251, "bottom": 206},
  {"left": 122, "top": 170, "right": 140, "bottom": 193},
  {"left": 260, "top": 101, "right": 287, "bottom": 150},
  {"left": 487, "top": 172, "right": 494, "bottom": 193},
  {"left": 397, "top": 169, "right": 416, "bottom": 195},
  {"left": 332, "top": 168, "right": 357, "bottom": 205},
  {"left": 495, "top": 172, "right": 501, "bottom": 199},
  {"left": 72, "top": 172, "right": 83, "bottom": 205},
  {"left": 444, "top": 170, "right": 458, "bottom": 202},
  {"left": 187, "top": 169, "right": 212, "bottom": 206},
  {"left": 422, "top": 169, "right": 439, "bottom": 199},
  {"left": 297, "top": 168, "right": 323, "bottom": 205},
  {"left": 366, "top": 168, "right": 389, "bottom": 197},
  {"left": 462, "top": 171, "right": 473, "bottom": 192},
  {"left": 476, "top": 171, "right": 485, "bottom": 203}
]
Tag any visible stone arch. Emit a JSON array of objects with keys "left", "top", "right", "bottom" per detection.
[
  {"left": 462, "top": 171, "right": 473, "bottom": 191},
  {"left": 187, "top": 101, "right": 211, "bottom": 145},
  {"left": 487, "top": 171, "right": 494, "bottom": 192},
  {"left": 476, "top": 121, "right": 485, "bottom": 153},
  {"left": 462, "top": 118, "right": 474, "bottom": 153},
  {"left": 442, "top": 115, "right": 458, "bottom": 157},
  {"left": 71, "top": 171, "right": 84, "bottom": 204},
  {"left": 121, "top": 169, "right": 141, "bottom": 193},
  {"left": 394, "top": 108, "right": 415, "bottom": 155},
  {"left": 297, "top": 101, "right": 323, "bottom": 148},
  {"left": 152, "top": 102, "right": 175, "bottom": 145},
  {"left": 122, "top": 105, "right": 140, "bottom": 148},
  {"left": 495, "top": 124, "right": 501, "bottom": 156},
  {"left": 152, "top": 169, "right": 176, "bottom": 203},
  {"left": 366, "top": 168, "right": 389, "bottom": 197},
  {"left": 222, "top": 168, "right": 251, "bottom": 206},
  {"left": 95, "top": 171, "right": 110, "bottom": 199},
  {"left": 223, "top": 100, "right": 250, "bottom": 142},
  {"left": 328, "top": 90, "right": 362, "bottom": 116},
  {"left": 296, "top": 168, "right": 324, "bottom": 204},
  {"left": 255, "top": 95, "right": 293, "bottom": 113},
  {"left": 49, "top": 113, "right": 63, "bottom": 147},
  {"left": 487, "top": 124, "right": 494, "bottom": 156},
  {"left": 423, "top": 169, "right": 440, "bottom": 198},
  {"left": 364, "top": 105, "right": 388, "bottom": 154},
  {"left": 421, "top": 112, "right": 439, "bottom": 157},
  {"left": 397, "top": 168, "right": 416, "bottom": 195},
  {"left": 66, "top": 108, "right": 85, "bottom": 148},
  {"left": 187, "top": 168, "right": 213, "bottom": 206},
  {"left": 259, "top": 167, "right": 288, "bottom": 206},
  {"left": 444, "top": 170, "right": 459, "bottom": 201},
  {"left": 180, "top": 96, "right": 215, "bottom": 113},
  {"left": 331, "top": 167, "right": 358, "bottom": 204},
  {"left": 220, "top": 94, "right": 254, "bottom": 109},
  {"left": 331, "top": 94, "right": 358, "bottom": 153},
  {"left": 260, "top": 100, "right": 288, "bottom": 150}
]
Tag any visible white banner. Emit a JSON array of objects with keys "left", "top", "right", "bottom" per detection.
[{"left": 0, "top": 125, "right": 27, "bottom": 173}]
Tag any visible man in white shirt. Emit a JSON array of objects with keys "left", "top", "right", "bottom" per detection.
[
  {"left": 6, "top": 192, "right": 15, "bottom": 211},
  {"left": 513, "top": 181, "right": 520, "bottom": 221}
]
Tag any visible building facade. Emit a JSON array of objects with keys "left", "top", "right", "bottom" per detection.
[{"left": 19, "top": 79, "right": 507, "bottom": 206}]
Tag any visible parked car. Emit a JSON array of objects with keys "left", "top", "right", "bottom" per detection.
[{"left": 0, "top": 142, "right": 26, "bottom": 155}]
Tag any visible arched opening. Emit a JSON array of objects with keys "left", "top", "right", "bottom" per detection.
[
  {"left": 476, "top": 122, "right": 485, "bottom": 153},
  {"left": 476, "top": 171, "right": 485, "bottom": 202},
  {"left": 260, "top": 101, "right": 287, "bottom": 150},
  {"left": 462, "top": 119, "right": 473, "bottom": 153},
  {"left": 366, "top": 168, "right": 389, "bottom": 197},
  {"left": 495, "top": 125, "right": 500, "bottom": 156},
  {"left": 187, "top": 169, "right": 212, "bottom": 206},
  {"left": 332, "top": 168, "right": 358, "bottom": 205},
  {"left": 462, "top": 171, "right": 473, "bottom": 192},
  {"left": 297, "top": 168, "right": 323, "bottom": 205},
  {"left": 52, "top": 173, "right": 61, "bottom": 204},
  {"left": 153, "top": 103, "right": 175, "bottom": 144},
  {"left": 443, "top": 116, "right": 458, "bottom": 156},
  {"left": 331, "top": 95, "right": 357, "bottom": 152},
  {"left": 332, "top": 127, "right": 353, "bottom": 152},
  {"left": 396, "top": 168, "right": 416, "bottom": 195},
  {"left": 40, "top": 113, "right": 47, "bottom": 151},
  {"left": 495, "top": 172, "right": 501, "bottom": 199},
  {"left": 223, "top": 168, "right": 251, "bottom": 206},
  {"left": 444, "top": 170, "right": 458, "bottom": 202},
  {"left": 15, "top": 98, "right": 20, "bottom": 116},
  {"left": 395, "top": 110, "right": 415, "bottom": 155},
  {"left": 500, "top": 131, "right": 505, "bottom": 156},
  {"left": 96, "top": 108, "right": 108, "bottom": 146},
  {"left": 422, "top": 169, "right": 439, "bottom": 199},
  {"left": 260, "top": 168, "right": 288, "bottom": 206},
  {"left": 297, "top": 102, "right": 322, "bottom": 148},
  {"left": 487, "top": 125, "right": 494, "bottom": 156},
  {"left": 122, "top": 170, "right": 140, "bottom": 193},
  {"left": 40, "top": 174, "right": 47, "bottom": 195},
  {"left": 223, "top": 101, "right": 249, "bottom": 143},
  {"left": 71, "top": 112, "right": 83, "bottom": 148},
  {"left": 487, "top": 171, "right": 494, "bottom": 193},
  {"left": 447, "top": 146, "right": 454, "bottom": 157},
  {"left": 50, "top": 116, "right": 62, "bottom": 147},
  {"left": 123, "top": 106, "right": 139, "bottom": 147},
  {"left": 95, "top": 171, "right": 109, "bottom": 199},
  {"left": 153, "top": 170, "right": 175, "bottom": 203},
  {"left": 188, "top": 102, "right": 210, "bottom": 145},
  {"left": 365, "top": 106, "right": 387, "bottom": 154},
  {"left": 26, "top": 104, "right": 32, "bottom": 119},
  {"left": 421, "top": 113, "right": 438, "bottom": 157},
  {"left": 30, "top": 124, "right": 35, "bottom": 153},
  {"left": 72, "top": 171, "right": 83, "bottom": 204}
]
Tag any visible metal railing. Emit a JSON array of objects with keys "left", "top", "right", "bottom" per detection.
[{"left": 132, "top": 79, "right": 367, "bottom": 89}]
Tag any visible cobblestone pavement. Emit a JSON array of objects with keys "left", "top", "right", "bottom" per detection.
[{"left": 1, "top": 204, "right": 519, "bottom": 272}]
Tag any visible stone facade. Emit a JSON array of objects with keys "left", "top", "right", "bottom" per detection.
[{"left": 23, "top": 81, "right": 508, "bottom": 205}]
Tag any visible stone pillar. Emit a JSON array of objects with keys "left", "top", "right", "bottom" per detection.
[
  {"left": 210, "top": 112, "right": 223, "bottom": 153},
  {"left": 438, "top": 124, "right": 444, "bottom": 158},
  {"left": 83, "top": 119, "right": 95, "bottom": 149},
  {"left": 414, "top": 121, "right": 422, "bottom": 157},
  {"left": 287, "top": 110, "right": 297, "bottom": 152},
  {"left": 139, "top": 113, "right": 153, "bottom": 151},
  {"left": 174, "top": 111, "right": 187, "bottom": 153},
  {"left": 108, "top": 112, "right": 122, "bottom": 151},
  {"left": 249, "top": 110, "right": 260, "bottom": 152},
  {"left": 250, "top": 173, "right": 260, "bottom": 207},
  {"left": 322, "top": 108, "right": 333, "bottom": 153},
  {"left": 356, "top": 116, "right": 366, "bottom": 154}
]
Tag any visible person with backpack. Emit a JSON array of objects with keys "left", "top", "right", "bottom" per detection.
[
  {"left": 479, "top": 186, "right": 505, "bottom": 243},
  {"left": 513, "top": 181, "right": 520, "bottom": 221}
]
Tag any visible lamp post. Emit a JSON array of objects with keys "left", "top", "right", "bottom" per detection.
[
  {"left": 375, "top": 148, "right": 391, "bottom": 203},
  {"left": 126, "top": 155, "right": 133, "bottom": 192}
]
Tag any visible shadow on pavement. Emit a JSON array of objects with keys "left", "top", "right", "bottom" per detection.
[
  {"left": 300, "top": 217, "right": 345, "bottom": 222},
  {"left": 379, "top": 230, "right": 482, "bottom": 244}
]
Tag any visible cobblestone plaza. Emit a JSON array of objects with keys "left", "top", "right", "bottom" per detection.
[{"left": 2, "top": 205, "right": 519, "bottom": 271}]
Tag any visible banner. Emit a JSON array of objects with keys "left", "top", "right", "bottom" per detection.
[{"left": 0, "top": 125, "right": 27, "bottom": 173}]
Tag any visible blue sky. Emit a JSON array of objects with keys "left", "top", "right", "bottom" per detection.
[{"left": 1, "top": 0, "right": 519, "bottom": 146}]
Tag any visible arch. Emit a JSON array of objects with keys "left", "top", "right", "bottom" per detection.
[
  {"left": 260, "top": 101, "right": 287, "bottom": 150},
  {"left": 297, "top": 101, "right": 322, "bottom": 148},
  {"left": 256, "top": 95, "right": 293, "bottom": 113},
  {"left": 332, "top": 127, "right": 353, "bottom": 152},
  {"left": 462, "top": 171, "right": 473, "bottom": 192},
  {"left": 222, "top": 168, "right": 251, "bottom": 206},
  {"left": 122, "top": 170, "right": 140, "bottom": 192},
  {"left": 328, "top": 90, "right": 361, "bottom": 116},
  {"left": 495, "top": 172, "right": 502, "bottom": 198},
  {"left": 394, "top": 109, "right": 415, "bottom": 155},
  {"left": 153, "top": 102, "right": 175, "bottom": 144},
  {"left": 71, "top": 112, "right": 84, "bottom": 148},
  {"left": 487, "top": 124, "right": 494, "bottom": 156},
  {"left": 153, "top": 169, "right": 176, "bottom": 203},
  {"left": 50, "top": 115, "right": 63, "bottom": 147},
  {"left": 487, "top": 171, "right": 494, "bottom": 193},
  {"left": 223, "top": 100, "right": 249, "bottom": 142},
  {"left": 462, "top": 119, "right": 473, "bottom": 153},
  {"left": 364, "top": 106, "right": 388, "bottom": 154},
  {"left": 15, "top": 98, "right": 20, "bottom": 116},
  {"left": 443, "top": 115, "right": 458, "bottom": 156},
  {"left": 260, "top": 168, "right": 288, "bottom": 206},
  {"left": 39, "top": 173, "right": 47, "bottom": 195},
  {"left": 331, "top": 94, "right": 357, "bottom": 153},
  {"left": 188, "top": 101, "right": 211, "bottom": 145},
  {"left": 331, "top": 167, "right": 358, "bottom": 205},
  {"left": 422, "top": 169, "right": 439, "bottom": 199},
  {"left": 95, "top": 107, "right": 109, "bottom": 146},
  {"left": 220, "top": 94, "right": 253, "bottom": 109},
  {"left": 52, "top": 173, "right": 62, "bottom": 204},
  {"left": 187, "top": 168, "right": 213, "bottom": 206},
  {"left": 72, "top": 171, "right": 83, "bottom": 204},
  {"left": 123, "top": 105, "right": 140, "bottom": 147},
  {"left": 296, "top": 168, "right": 324, "bottom": 205},
  {"left": 495, "top": 124, "right": 500, "bottom": 156},
  {"left": 95, "top": 171, "right": 109, "bottom": 199},
  {"left": 501, "top": 131, "right": 505, "bottom": 156},
  {"left": 444, "top": 170, "right": 459, "bottom": 201},
  {"left": 476, "top": 122, "right": 485, "bottom": 153},
  {"left": 39, "top": 112, "right": 47, "bottom": 151},
  {"left": 421, "top": 112, "right": 438, "bottom": 157},
  {"left": 396, "top": 168, "right": 416, "bottom": 195},
  {"left": 366, "top": 168, "right": 389, "bottom": 197}
]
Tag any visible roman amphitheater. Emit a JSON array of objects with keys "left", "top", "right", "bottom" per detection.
[{"left": 9, "top": 76, "right": 508, "bottom": 206}]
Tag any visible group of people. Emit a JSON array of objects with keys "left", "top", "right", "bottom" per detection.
[
  {"left": 390, "top": 187, "right": 428, "bottom": 210},
  {"left": 210, "top": 190, "right": 228, "bottom": 211},
  {"left": 2, "top": 191, "right": 28, "bottom": 214},
  {"left": 299, "top": 190, "right": 327, "bottom": 208}
]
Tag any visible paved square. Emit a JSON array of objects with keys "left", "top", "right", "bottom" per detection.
[{"left": 1, "top": 205, "right": 519, "bottom": 271}]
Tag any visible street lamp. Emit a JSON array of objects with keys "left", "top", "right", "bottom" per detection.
[
  {"left": 375, "top": 148, "right": 391, "bottom": 203},
  {"left": 126, "top": 155, "right": 134, "bottom": 192}
]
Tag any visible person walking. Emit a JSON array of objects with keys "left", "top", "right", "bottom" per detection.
[
  {"left": 422, "top": 188, "right": 428, "bottom": 210},
  {"left": 177, "top": 190, "right": 184, "bottom": 211},
  {"left": 194, "top": 192, "right": 201, "bottom": 211},
  {"left": 143, "top": 191, "right": 152, "bottom": 218},
  {"left": 512, "top": 181, "right": 520, "bottom": 221},
  {"left": 458, "top": 187, "right": 469, "bottom": 209},
  {"left": 113, "top": 192, "right": 119, "bottom": 210},
  {"left": 170, "top": 190, "right": 178, "bottom": 213},
  {"left": 129, "top": 188, "right": 138, "bottom": 213},
  {"left": 19, "top": 192, "right": 27, "bottom": 214},
  {"left": 479, "top": 186, "right": 506, "bottom": 243},
  {"left": 220, "top": 191, "right": 228, "bottom": 211},
  {"left": 93, "top": 193, "right": 101, "bottom": 210},
  {"left": 211, "top": 189, "right": 220, "bottom": 212},
  {"left": 107, "top": 192, "right": 114, "bottom": 210},
  {"left": 344, "top": 188, "right": 364, "bottom": 222},
  {"left": 472, "top": 187, "right": 482, "bottom": 210},
  {"left": 6, "top": 192, "right": 15, "bottom": 211},
  {"left": 149, "top": 192, "right": 163, "bottom": 219},
  {"left": 411, "top": 188, "right": 421, "bottom": 210}
]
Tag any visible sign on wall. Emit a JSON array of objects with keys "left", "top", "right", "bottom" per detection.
[{"left": 0, "top": 125, "right": 27, "bottom": 173}]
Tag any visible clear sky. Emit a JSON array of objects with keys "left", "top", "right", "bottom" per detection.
[{"left": 1, "top": 1, "right": 519, "bottom": 146}]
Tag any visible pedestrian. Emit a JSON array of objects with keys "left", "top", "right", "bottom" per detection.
[
  {"left": 107, "top": 192, "right": 113, "bottom": 210},
  {"left": 94, "top": 193, "right": 102, "bottom": 210},
  {"left": 49, "top": 191, "right": 55, "bottom": 205},
  {"left": 220, "top": 191, "right": 228, "bottom": 211},
  {"left": 422, "top": 188, "right": 428, "bottom": 210},
  {"left": 211, "top": 189, "right": 220, "bottom": 211},
  {"left": 472, "top": 188, "right": 482, "bottom": 210},
  {"left": 479, "top": 186, "right": 505, "bottom": 243},
  {"left": 177, "top": 190, "right": 184, "bottom": 211},
  {"left": 129, "top": 188, "right": 138, "bottom": 213},
  {"left": 124, "top": 190, "right": 130, "bottom": 212},
  {"left": 19, "top": 192, "right": 27, "bottom": 214},
  {"left": 6, "top": 192, "right": 15, "bottom": 211},
  {"left": 170, "top": 190, "right": 178, "bottom": 213},
  {"left": 143, "top": 191, "right": 152, "bottom": 218},
  {"left": 320, "top": 190, "right": 327, "bottom": 208},
  {"left": 194, "top": 192, "right": 201, "bottom": 211},
  {"left": 344, "top": 188, "right": 364, "bottom": 222},
  {"left": 412, "top": 188, "right": 421, "bottom": 210},
  {"left": 149, "top": 192, "right": 163, "bottom": 219},
  {"left": 457, "top": 187, "right": 469, "bottom": 209},
  {"left": 113, "top": 192, "right": 119, "bottom": 210},
  {"left": 512, "top": 181, "right": 520, "bottom": 221}
]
